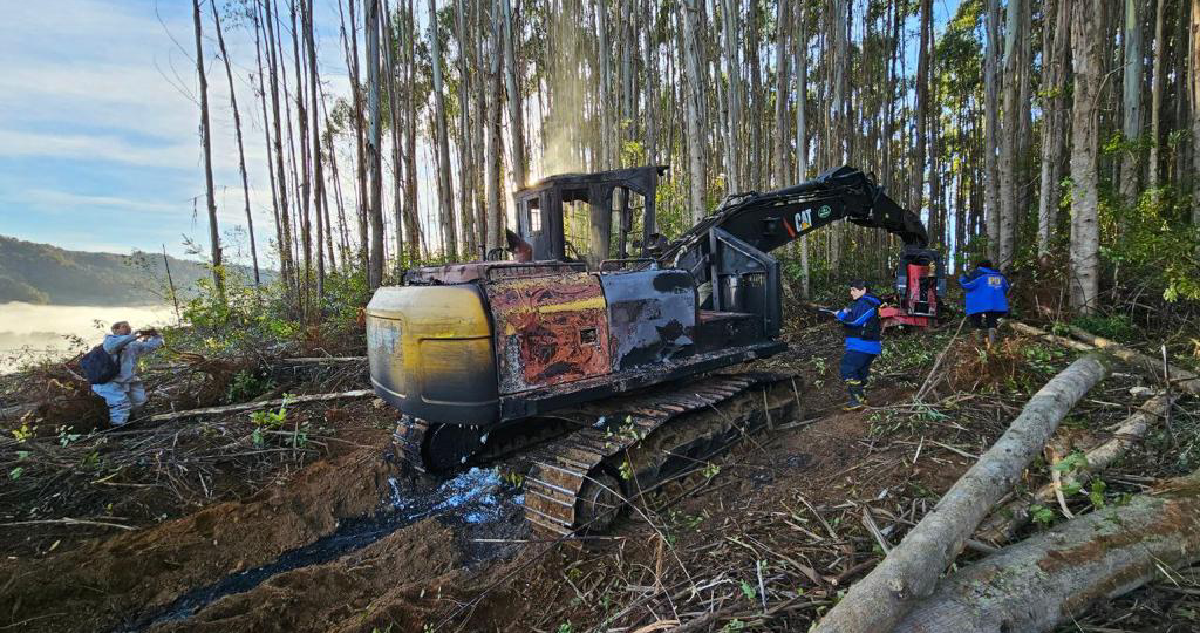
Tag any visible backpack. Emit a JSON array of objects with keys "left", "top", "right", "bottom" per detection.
[{"left": 81, "top": 344, "right": 121, "bottom": 384}]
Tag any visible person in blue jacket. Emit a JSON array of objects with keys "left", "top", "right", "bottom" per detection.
[
  {"left": 832, "top": 280, "right": 883, "bottom": 411},
  {"left": 959, "top": 259, "right": 1010, "bottom": 346}
]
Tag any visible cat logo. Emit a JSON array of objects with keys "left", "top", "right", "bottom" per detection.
[
  {"left": 817, "top": 205, "right": 832, "bottom": 219},
  {"left": 794, "top": 209, "right": 813, "bottom": 231}
]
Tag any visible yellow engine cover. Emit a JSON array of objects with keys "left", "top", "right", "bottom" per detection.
[{"left": 366, "top": 285, "right": 499, "bottom": 424}]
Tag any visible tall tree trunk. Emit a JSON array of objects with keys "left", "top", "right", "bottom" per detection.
[
  {"left": 192, "top": 0, "right": 223, "bottom": 302},
  {"left": 773, "top": 0, "right": 789, "bottom": 190},
  {"left": 984, "top": 0, "right": 1002, "bottom": 263},
  {"left": 913, "top": 0, "right": 931, "bottom": 214},
  {"left": 404, "top": 0, "right": 421, "bottom": 261},
  {"left": 1038, "top": 0, "right": 1072, "bottom": 257},
  {"left": 999, "top": 0, "right": 1023, "bottom": 268},
  {"left": 1148, "top": 0, "right": 1167, "bottom": 192},
  {"left": 456, "top": 0, "right": 477, "bottom": 259},
  {"left": 1070, "top": 0, "right": 1103, "bottom": 314},
  {"left": 680, "top": 0, "right": 707, "bottom": 223},
  {"left": 210, "top": 0, "right": 260, "bottom": 289},
  {"left": 720, "top": 0, "right": 740, "bottom": 192},
  {"left": 304, "top": 0, "right": 325, "bottom": 302},
  {"left": 501, "top": 0, "right": 527, "bottom": 187},
  {"left": 265, "top": 0, "right": 295, "bottom": 297},
  {"left": 486, "top": 0, "right": 504, "bottom": 251},
  {"left": 382, "top": 0, "right": 405, "bottom": 270},
  {"left": 1192, "top": 0, "right": 1200, "bottom": 235},
  {"left": 1121, "top": 0, "right": 1145, "bottom": 204},
  {"left": 794, "top": 0, "right": 809, "bottom": 299},
  {"left": 254, "top": 5, "right": 284, "bottom": 284},
  {"left": 344, "top": 0, "right": 371, "bottom": 276},
  {"left": 366, "top": 0, "right": 385, "bottom": 288},
  {"left": 428, "top": 0, "right": 457, "bottom": 260}
]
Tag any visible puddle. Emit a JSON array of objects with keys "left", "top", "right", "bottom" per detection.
[{"left": 115, "top": 468, "right": 516, "bottom": 632}]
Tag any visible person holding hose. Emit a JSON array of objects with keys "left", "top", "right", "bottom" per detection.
[{"left": 831, "top": 280, "right": 883, "bottom": 411}]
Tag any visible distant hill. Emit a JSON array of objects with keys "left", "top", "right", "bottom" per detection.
[{"left": 0, "top": 235, "right": 266, "bottom": 306}]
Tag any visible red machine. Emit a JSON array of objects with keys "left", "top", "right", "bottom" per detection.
[{"left": 879, "top": 247, "right": 946, "bottom": 330}]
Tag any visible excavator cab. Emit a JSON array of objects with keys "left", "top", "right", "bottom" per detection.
[{"left": 511, "top": 166, "right": 668, "bottom": 268}]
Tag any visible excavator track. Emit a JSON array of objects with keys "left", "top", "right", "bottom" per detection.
[{"left": 523, "top": 372, "right": 798, "bottom": 539}]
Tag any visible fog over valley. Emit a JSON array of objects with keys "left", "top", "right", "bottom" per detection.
[{"left": 0, "top": 303, "right": 173, "bottom": 373}]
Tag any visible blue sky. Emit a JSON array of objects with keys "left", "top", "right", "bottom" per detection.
[
  {"left": 0, "top": 0, "right": 966, "bottom": 265},
  {"left": 0, "top": 0, "right": 351, "bottom": 263}
]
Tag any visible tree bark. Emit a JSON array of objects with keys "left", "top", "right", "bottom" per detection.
[
  {"left": 680, "top": 0, "right": 706, "bottom": 223},
  {"left": 984, "top": 0, "right": 1001, "bottom": 263},
  {"left": 1192, "top": 0, "right": 1200, "bottom": 234},
  {"left": 304, "top": 0, "right": 325, "bottom": 302},
  {"left": 366, "top": 0, "right": 385, "bottom": 288},
  {"left": 428, "top": 0, "right": 457, "bottom": 261},
  {"left": 1119, "top": 0, "right": 1145, "bottom": 205},
  {"left": 191, "top": 0, "right": 223, "bottom": 303},
  {"left": 1038, "top": 0, "right": 1071, "bottom": 257},
  {"left": 486, "top": 0, "right": 504, "bottom": 251},
  {"left": 998, "top": 0, "right": 1023, "bottom": 269},
  {"left": 210, "top": 0, "right": 259, "bottom": 289},
  {"left": 895, "top": 468, "right": 1200, "bottom": 633},
  {"left": 812, "top": 354, "right": 1111, "bottom": 633},
  {"left": 773, "top": 0, "right": 789, "bottom": 190},
  {"left": 794, "top": 0, "right": 809, "bottom": 300},
  {"left": 1069, "top": 0, "right": 1102, "bottom": 314},
  {"left": 1148, "top": 0, "right": 1167, "bottom": 192},
  {"left": 976, "top": 391, "right": 1178, "bottom": 544}
]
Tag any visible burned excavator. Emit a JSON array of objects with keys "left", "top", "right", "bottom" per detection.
[{"left": 367, "top": 165, "right": 942, "bottom": 537}]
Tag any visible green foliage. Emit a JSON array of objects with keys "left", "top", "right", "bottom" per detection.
[
  {"left": 720, "top": 619, "right": 746, "bottom": 633},
  {"left": 227, "top": 369, "right": 275, "bottom": 404},
  {"left": 1029, "top": 504, "right": 1056, "bottom": 527},
  {"left": 739, "top": 580, "right": 757, "bottom": 602},
  {"left": 1089, "top": 479, "right": 1107, "bottom": 508},
  {"left": 1101, "top": 189, "right": 1200, "bottom": 302},
  {"left": 1071, "top": 313, "right": 1135, "bottom": 341},
  {"left": 9, "top": 467, "right": 23, "bottom": 480},
  {"left": 1052, "top": 451, "right": 1088, "bottom": 473}
]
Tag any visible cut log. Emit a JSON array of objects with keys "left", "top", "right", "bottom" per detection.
[
  {"left": 277, "top": 356, "right": 367, "bottom": 364},
  {"left": 143, "top": 389, "right": 376, "bottom": 423},
  {"left": 976, "top": 391, "right": 1178, "bottom": 543},
  {"left": 894, "top": 468, "right": 1200, "bottom": 633},
  {"left": 1066, "top": 325, "right": 1200, "bottom": 395},
  {"left": 811, "top": 354, "right": 1110, "bottom": 633},
  {"left": 1012, "top": 322, "right": 1200, "bottom": 395}
]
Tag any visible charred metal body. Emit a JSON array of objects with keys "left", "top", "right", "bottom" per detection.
[{"left": 367, "top": 165, "right": 940, "bottom": 535}]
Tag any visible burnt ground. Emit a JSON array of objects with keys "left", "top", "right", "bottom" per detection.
[{"left": 1, "top": 320, "right": 1198, "bottom": 633}]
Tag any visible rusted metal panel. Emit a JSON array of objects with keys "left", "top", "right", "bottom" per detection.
[
  {"left": 599, "top": 270, "right": 698, "bottom": 371},
  {"left": 487, "top": 273, "right": 612, "bottom": 394}
]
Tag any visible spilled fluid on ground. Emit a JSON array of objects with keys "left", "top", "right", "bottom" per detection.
[{"left": 114, "top": 468, "right": 517, "bottom": 632}]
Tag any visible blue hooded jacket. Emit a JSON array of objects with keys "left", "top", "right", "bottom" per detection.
[
  {"left": 836, "top": 294, "right": 883, "bottom": 355},
  {"left": 959, "top": 266, "right": 1010, "bottom": 315}
]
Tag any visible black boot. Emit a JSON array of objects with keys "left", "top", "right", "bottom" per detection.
[{"left": 844, "top": 380, "right": 865, "bottom": 411}]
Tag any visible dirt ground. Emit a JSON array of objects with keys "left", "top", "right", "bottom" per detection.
[{"left": 2, "top": 322, "right": 1198, "bottom": 633}]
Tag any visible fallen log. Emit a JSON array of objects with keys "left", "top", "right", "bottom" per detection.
[
  {"left": 143, "top": 389, "right": 376, "bottom": 423},
  {"left": 277, "top": 356, "right": 367, "bottom": 364},
  {"left": 976, "top": 391, "right": 1178, "bottom": 543},
  {"left": 893, "top": 468, "right": 1200, "bottom": 633},
  {"left": 1066, "top": 325, "right": 1200, "bottom": 395},
  {"left": 811, "top": 354, "right": 1111, "bottom": 633},
  {"left": 1012, "top": 322, "right": 1200, "bottom": 395}
]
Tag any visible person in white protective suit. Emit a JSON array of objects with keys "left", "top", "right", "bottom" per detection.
[{"left": 91, "top": 321, "right": 163, "bottom": 426}]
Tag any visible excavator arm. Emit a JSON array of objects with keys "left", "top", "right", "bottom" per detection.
[{"left": 660, "top": 166, "right": 929, "bottom": 335}]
